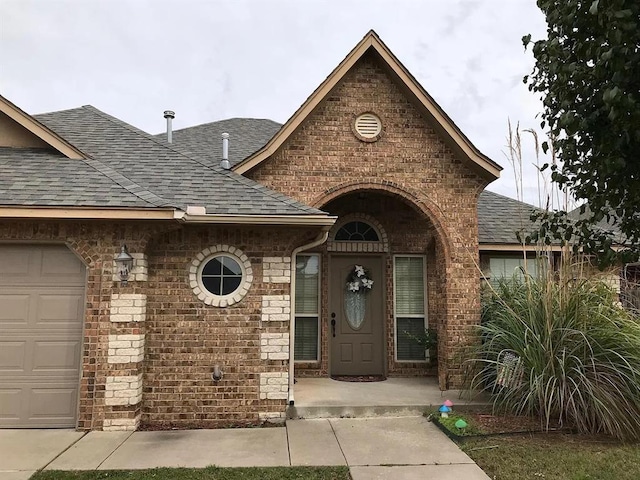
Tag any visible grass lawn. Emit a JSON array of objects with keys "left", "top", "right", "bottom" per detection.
[
  {"left": 462, "top": 433, "right": 640, "bottom": 480},
  {"left": 31, "top": 466, "right": 351, "bottom": 480}
]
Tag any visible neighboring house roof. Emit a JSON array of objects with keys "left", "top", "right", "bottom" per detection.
[
  {"left": 478, "top": 191, "right": 541, "bottom": 245},
  {"left": 156, "top": 118, "right": 282, "bottom": 169},
  {"left": 233, "top": 30, "right": 502, "bottom": 180},
  {"left": 569, "top": 204, "right": 626, "bottom": 243},
  {"left": 31, "top": 106, "right": 326, "bottom": 217}
]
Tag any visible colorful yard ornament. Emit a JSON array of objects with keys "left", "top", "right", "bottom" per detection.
[
  {"left": 443, "top": 399, "right": 453, "bottom": 409},
  {"left": 439, "top": 404, "right": 451, "bottom": 418},
  {"left": 454, "top": 418, "right": 468, "bottom": 431}
]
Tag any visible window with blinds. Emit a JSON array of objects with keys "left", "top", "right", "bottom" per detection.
[
  {"left": 294, "top": 254, "right": 320, "bottom": 361},
  {"left": 488, "top": 256, "right": 538, "bottom": 285},
  {"left": 394, "top": 256, "right": 427, "bottom": 361}
]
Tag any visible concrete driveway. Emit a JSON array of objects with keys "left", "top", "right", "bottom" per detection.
[
  {"left": 0, "top": 429, "right": 86, "bottom": 479},
  {"left": 1, "top": 417, "right": 490, "bottom": 479}
]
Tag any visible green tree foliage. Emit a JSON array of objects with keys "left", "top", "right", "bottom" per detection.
[{"left": 523, "top": 0, "right": 640, "bottom": 266}]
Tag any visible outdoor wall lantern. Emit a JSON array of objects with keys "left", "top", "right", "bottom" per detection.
[{"left": 115, "top": 244, "right": 134, "bottom": 286}]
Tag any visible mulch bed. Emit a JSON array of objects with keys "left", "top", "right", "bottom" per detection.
[{"left": 331, "top": 375, "right": 387, "bottom": 382}]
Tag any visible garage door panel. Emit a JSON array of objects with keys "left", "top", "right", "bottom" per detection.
[
  {"left": 37, "top": 294, "right": 85, "bottom": 327},
  {"left": 0, "top": 388, "right": 22, "bottom": 422},
  {"left": 29, "top": 387, "right": 78, "bottom": 421},
  {"left": 0, "top": 247, "right": 33, "bottom": 279},
  {"left": 32, "top": 341, "right": 82, "bottom": 372},
  {"left": 40, "top": 247, "right": 86, "bottom": 284},
  {"left": 0, "top": 294, "right": 30, "bottom": 325},
  {"left": 0, "top": 341, "right": 26, "bottom": 372},
  {"left": 0, "top": 245, "right": 85, "bottom": 428}
]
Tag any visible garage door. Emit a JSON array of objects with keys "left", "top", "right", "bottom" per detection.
[{"left": 0, "top": 245, "right": 85, "bottom": 428}]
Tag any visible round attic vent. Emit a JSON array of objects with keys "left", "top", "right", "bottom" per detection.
[{"left": 354, "top": 113, "right": 382, "bottom": 141}]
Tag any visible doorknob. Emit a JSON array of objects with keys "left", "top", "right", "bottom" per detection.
[{"left": 331, "top": 313, "right": 336, "bottom": 337}]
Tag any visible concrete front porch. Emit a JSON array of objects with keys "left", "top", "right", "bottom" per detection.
[{"left": 288, "top": 377, "right": 489, "bottom": 419}]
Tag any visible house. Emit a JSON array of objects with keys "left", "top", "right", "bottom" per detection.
[{"left": 1, "top": 31, "right": 542, "bottom": 431}]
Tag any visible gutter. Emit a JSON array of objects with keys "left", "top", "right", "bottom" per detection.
[
  {"left": 174, "top": 211, "right": 337, "bottom": 227},
  {"left": 288, "top": 228, "right": 330, "bottom": 405}
]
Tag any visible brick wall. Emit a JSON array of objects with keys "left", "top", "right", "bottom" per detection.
[
  {"left": 142, "top": 225, "right": 315, "bottom": 428},
  {"left": 0, "top": 220, "right": 317, "bottom": 429},
  {"left": 247, "top": 52, "right": 490, "bottom": 387},
  {"left": 0, "top": 219, "right": 171, "bottom": 430}
]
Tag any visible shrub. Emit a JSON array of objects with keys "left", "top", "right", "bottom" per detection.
[{"left": 470, "top": 270, "right": 640, "bottom": 440}]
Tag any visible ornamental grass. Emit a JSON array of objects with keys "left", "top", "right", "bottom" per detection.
[{"left": 470, "top": 257, "right": 640, "bottom": 440}]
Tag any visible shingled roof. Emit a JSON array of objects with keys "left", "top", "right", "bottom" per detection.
[
  {"left": 22, "top": 106, "right": 325, "bottom": 216},
  {"left": 156, "top": 118, "right": 282, "bottom": 168},
  {"left": 0, "top": 147, "right": 156, "bottom": 208},
  {"left": 478, "top": 190, "right": 541, "bottom": 245}
]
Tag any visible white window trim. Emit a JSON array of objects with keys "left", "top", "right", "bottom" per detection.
[
  {"left": 294, "top": 253, "right": 321, "bottom": 363},
  {"left": 393, "top": 254, "right": 429, "bottom": 363},
  {"left": 189, "top": 245, "right": 253, "bottom": 307}
]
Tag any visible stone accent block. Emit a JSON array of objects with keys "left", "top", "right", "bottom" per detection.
[
  {"left": 112, "top": 253, "right": 148, "bottom": 282},
  {"left": 110, "top": 294, "right": 146, "bottom": 323},
  {"left": 260, "top": 332, "right": 290, "bottom": 360},
  {"left": 259, "top": 371, "right": 289, "bottom": 399},
  {"left": 262, "top": 256, "right": 291, "bottom": 283},
  {"left": 261, "top": 295, "right": 291, "bottom": 322},
  {"left": 103, "top": 415, "right": 141, "bottom": 431},
  {"left": 105, "top": 374, "right": 143, "bottom": 406},
  {"left": 258, "top": 411, "right": 286, "bottom": 423},
  {"left": 108, "top": 334, "right": 144, "bottom": 363}
]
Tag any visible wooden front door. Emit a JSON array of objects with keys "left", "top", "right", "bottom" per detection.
[{"left": 329, "top": 255, "right": 384, "bottom": 376}]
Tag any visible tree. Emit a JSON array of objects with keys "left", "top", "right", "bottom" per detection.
[{"left": 523, "top": 0, "right": 640, "bottom": 266}]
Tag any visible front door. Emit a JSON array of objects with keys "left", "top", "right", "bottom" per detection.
[{"left": 329, "top": 255, "right": 384, "bottom": 376}]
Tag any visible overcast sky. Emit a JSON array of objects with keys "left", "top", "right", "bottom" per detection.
[{"left": 2, "top": 0, "right": 561, "bottom": 207}]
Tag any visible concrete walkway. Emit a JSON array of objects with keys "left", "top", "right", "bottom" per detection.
[{"left": 0, "top": 417, "right": 490, "bottom": 479}]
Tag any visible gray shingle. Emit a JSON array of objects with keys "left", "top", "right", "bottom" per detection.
[
  {"left": 0, "top": 147, "right": 155, "bottom": 208},
  {"left": 478, "top": 191, "right": 540, "bottom": 244},
  {"left": 156, "top": 118, "right": 281, "bottom": 168},
  {"left": 33, "top": 107, "right": 325, "bottom": 216}
]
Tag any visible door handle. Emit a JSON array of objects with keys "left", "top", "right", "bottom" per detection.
[{"left": 331, "top": 312, "right": 336, "bottom": 337}]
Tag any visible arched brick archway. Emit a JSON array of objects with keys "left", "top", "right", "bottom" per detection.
[
  {"left": 311, "top": 180, "right": 460, "bottom": 388},
  {"left": 313, "top": 180, "right": 453, "bottom": 269}
]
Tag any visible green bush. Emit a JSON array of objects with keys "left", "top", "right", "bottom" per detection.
[{"left": 470, "top": 272, "right": 640, "bottom": 440}]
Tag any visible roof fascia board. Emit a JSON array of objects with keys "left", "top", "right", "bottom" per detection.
[
  {"left": 176, "top": 212, "right": 337, "bottom": 226},
  {"left": 0, "top": 96, "right": 85, "bottom": 159},
  {"left": 480, "top": 243, "right": 563, "bottom": 252},
  {"left": 0, "top": 206, "right": 336, "bottom": 226},
  {"left": 234, "top": 31, "right": 501, "bottom": 179},
  {"left": 233, "top": 37, "right": 373, "bottom": 174},
  {"left": 0, "top": 207, "right": 176, "bottom": 220}
]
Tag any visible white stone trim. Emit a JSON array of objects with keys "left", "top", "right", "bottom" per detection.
[
  {"left": 110, "top": 294, "right": 146, "bottom": 323},
  {"left": 105, "top": 374, "right": 143, "bottom": 406},
  {"left": 108, "top": 334, "right": 144, "bottom": 363},
  {"left": 262, "top": 256, "right": 291, "bottom": 283},
  {"left": 259, "top": 371, "right": 289, "bottom": 399},
  {"left": 261, "top": 295, "right": 291, "bottom": 322},
  {"left": 189, "top": 245, "right": 253, "bottom": 307},
  {"left": 260, "top": 333, "right": 289, "bottom": 360},
  {"left": 258, "top": 411, "right": 286, "bottom": 423},
  {"left": 103, "top": 415, "right": 141, "bottom": 431}
]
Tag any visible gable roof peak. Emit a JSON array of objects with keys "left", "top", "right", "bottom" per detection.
[{"left": 233, "top": 30, "right": 502, "bottom": 179}]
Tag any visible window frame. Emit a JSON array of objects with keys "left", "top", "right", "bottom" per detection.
[
  {"left": 294, "top": 253, "right": 321, "bottom": 363},
  {"left": 393, "top": 254, "right": 428, "bottom": 363},
  {"left": 189, "top": 245, "right": 253, "bottom": 308}
]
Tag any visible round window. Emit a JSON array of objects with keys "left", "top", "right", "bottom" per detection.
[
  {"left": 189, "top": 245, "right": 253, "bottom": 307},
  {"left": 201, "top": 255, "right": 243, "bottom": 296}
]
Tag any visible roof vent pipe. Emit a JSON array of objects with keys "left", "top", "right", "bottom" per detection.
[
  {"left": 163, "top": 110, "right": 175, "bottom": 143},
  {"left": 221, "top": 132, "right": 230, "bottom": 169}
]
